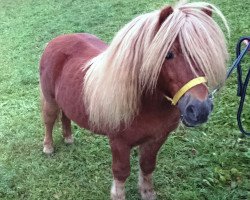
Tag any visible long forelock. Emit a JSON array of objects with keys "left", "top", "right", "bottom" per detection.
[
  {"left": 141, "top": 2, "right": 229, "bottom": 92},
  {"left": 83, "top": 1, "right": 229, "bottom": 131},
  {"left": 177, "top": 2, "right": 229, "bottom": 89}
]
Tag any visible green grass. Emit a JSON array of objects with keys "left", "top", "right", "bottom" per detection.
[{"left": 0, "top": 0, "right": 250, "bottom": 199}]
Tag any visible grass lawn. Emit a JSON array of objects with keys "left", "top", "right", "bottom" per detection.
[{"left": 0, "top": 0, "right": 249, "bottom": 199}]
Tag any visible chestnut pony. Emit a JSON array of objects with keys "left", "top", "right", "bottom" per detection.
[{"left": 40, "top": 2, "right": 229, "bottom": 200}]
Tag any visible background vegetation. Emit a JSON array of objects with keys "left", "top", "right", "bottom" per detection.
[{"left": 0, "top": 0, "right": 249, "bottom": 199}]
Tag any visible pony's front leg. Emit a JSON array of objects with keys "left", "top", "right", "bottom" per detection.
[
  {"left": 138, "top": 136, "right": 168, "bottom": 200},
  {"left": 109, "top": 138, "right": 131, "bottom": 200}
]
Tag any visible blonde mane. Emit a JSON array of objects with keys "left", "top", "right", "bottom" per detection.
[{"left": 83, "top": 1, "right": 229, "bottom": 131}]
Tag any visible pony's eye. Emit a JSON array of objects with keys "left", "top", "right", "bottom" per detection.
[{"left": 166, "top": 52, "right": 174, "bottom": 60}]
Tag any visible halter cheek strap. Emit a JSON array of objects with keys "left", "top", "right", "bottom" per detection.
[{"left": 164, "top": 77, "right": 207, "bottom": 105}]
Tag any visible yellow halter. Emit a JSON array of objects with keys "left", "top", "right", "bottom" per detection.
[{"left": 164, "top": 77, "right": 207, "bottom": 105}]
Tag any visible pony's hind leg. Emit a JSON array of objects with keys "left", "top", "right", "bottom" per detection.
[
  {"left": 138, "top": 136, "right": 168, "bottom": 200},
  {"left": 61, "top": 111, "right": 74, "bottom": 144},
  {"left": 42, "top": 98, "right": 59, "bottom": 154}
]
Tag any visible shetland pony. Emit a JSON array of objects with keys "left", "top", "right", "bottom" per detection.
[{"left": 40, "top": 1, "right": 229, "bottom": 199}]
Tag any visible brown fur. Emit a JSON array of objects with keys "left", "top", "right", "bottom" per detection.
[{"left": 40, "top": 2, "right": 229, "bottom": 199}]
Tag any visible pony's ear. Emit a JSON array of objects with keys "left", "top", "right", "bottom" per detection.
[
  {"left": 201, "top": 6, "right": 212, "bottom": 17},
  {"left": 158, "top": 6, "right": 173, "bottom": 26}
]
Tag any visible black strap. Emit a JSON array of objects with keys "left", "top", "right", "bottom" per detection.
[{"left": 227, "top": 36, "right": 250, "bottom": 136}]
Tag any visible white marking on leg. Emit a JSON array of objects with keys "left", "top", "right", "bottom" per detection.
[
  {"left": 139, "top": 170, "right": 156, "bottom": 200},
  {"left": 43, "top": 144, "right": 54, "bottom": 154},
  {"left": 64, "top": 135, "right": 74, "bottom": 144},
  {"left": 111, "top": 179, "right": 125, "bottom": 200}
]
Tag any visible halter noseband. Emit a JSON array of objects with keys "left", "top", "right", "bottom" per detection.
[{"left": 164, "top": 77, "right": 207, "bottom": 105}]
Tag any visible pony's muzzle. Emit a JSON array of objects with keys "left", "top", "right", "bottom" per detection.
[{"left": 178, "top": 94, "right": 213, "bottom": 127}]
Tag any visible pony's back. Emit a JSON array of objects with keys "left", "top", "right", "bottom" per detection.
[{"left": 40, "top": 33, "right": 107, "bottom": 129}]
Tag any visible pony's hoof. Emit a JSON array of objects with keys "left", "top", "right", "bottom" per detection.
[
  {"left": 64, "top": 136, "right": 74, "bottom": 144},
  {"left": 43, "top": 145, "right": 54, "bottom": 154},
  {"left": 139, "top": 188, "right": 156, "bottom": 200},
  {"left": 111, "top": 180, "right": 125, "bottom": 200},
  {"left": 111, "top": 193, "right": 125, "bottom": 200}
]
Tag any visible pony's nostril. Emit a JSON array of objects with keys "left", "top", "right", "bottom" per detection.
[
  {"left": 178, "top": 95, "right": 213, "bottom": 126},
  {"left": 186, "top": 105, "right": 197, "bottom": 120}
]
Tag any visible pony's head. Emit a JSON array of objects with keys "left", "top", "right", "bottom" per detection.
[
  {"left": 140, "top": 2, "right": 229, "bottom": 127},
  {"left": 84, "top": 1, "right": 229, "bottom": 131},
  {"left": 158, "top": 32, "right": 213, "bottom": 127}
]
